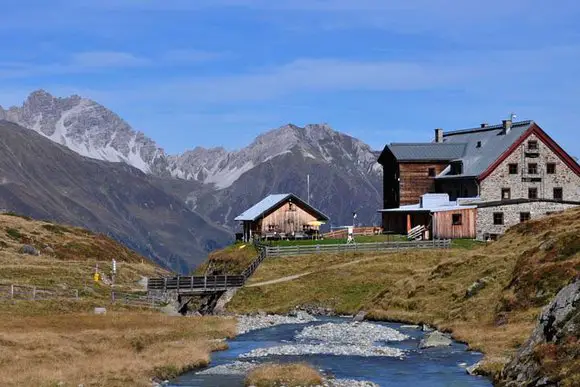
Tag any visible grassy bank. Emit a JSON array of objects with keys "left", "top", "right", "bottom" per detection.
[
  {"left": 0, "top": 312, "right": 235, "bottom": 387},
  {"left": 229, "top": 208, "right": 580, "bottom": 380},
  {"left": 245, "top": 363, "right": 323, "bottom": 387},
  {"left": 0, "top": 213, "right": 235, "bottom": 386}
]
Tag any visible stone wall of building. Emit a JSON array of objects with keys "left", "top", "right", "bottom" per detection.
[
  {"left": 476, "top": 201, "right": 578, "bottom": 240},
  {"left": 479, "top": 133, "right": 580, "bottom": 202}
]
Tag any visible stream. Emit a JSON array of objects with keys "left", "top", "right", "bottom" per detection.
[{"left": 169, "top": 317, "right": 492, "bottom": 387}]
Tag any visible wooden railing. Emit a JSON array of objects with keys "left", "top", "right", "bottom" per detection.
[
  {"left": 147, "top": 275, "right": 246, "bottom": 294},
  {"left": 263, "top": 239, "right": 451, "bottom": 258}
]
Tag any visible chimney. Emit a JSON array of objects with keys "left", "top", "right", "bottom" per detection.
[
  {"left": 480, "top": 122, "right": 488, "bottom": 128},
  {"left": 502, "top": 119, "right": 512, "bottom": 134},
  {"left": 434, "top": 128, "right": 444, "bottom": 143}
]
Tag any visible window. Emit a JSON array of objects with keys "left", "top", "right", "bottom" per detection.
[
  {"left": 528, "top": 163, "right": 538, "bottom": 174},
  {"left": 501, "top": 188, "right": 511, "bottom": 200},
  {"left": 288, "top": 203, "right": 295, "bottom": 211},
  {"left": 509, "top": 163, "right": 519, "bottom": 174},
  {"left": 528, "top": 187, "right": 538, "bottom": 199},
  {"left": 554, "top": 187, "right": 563, "bottom": 201},
  {"left": 527, "top": 140, "right": 538, "bottom": 150},
  {"left": 428, "top": 168, "right": 436, "bottom": 177},
  {"left": 520, "top": 212, "right": 531, "bottom": 223},
  {"left": 547, "top": 163, "right": 556, "bottom": 174},
  {"left": 493, "top": 212, "right": 504, "bottom": 225},
  {"left": 452, "top": 214, "right": 463, "bottom": 225},
  {"left": 476, "top": 141, "right": 482, "bottom": 148}
]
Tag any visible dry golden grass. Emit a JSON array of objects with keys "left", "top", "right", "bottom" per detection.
[
  {"left": 230, "top": 208, "right": 580, "bottom": 382},
  {"left": 0, "top": 213, "right": 236, "bottom": 386},
  {"left": 0, "top": 312, "right": 236, "bottom": 387},
  {"left": 245, "top": 363, "right": 323, "bottom": 387}
]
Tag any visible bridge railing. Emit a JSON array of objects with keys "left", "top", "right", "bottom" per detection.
[{"left": 147, "top": 275, "right": 245, "bottom": 293}]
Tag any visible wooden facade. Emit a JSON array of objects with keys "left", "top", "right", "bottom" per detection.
[
  {"left": 250, "top": 201, "right": 320, "bottom": 237},
  {"left": 399, "top": 162, "right": 449, "bottom": 205},
  {"left": 432, "top": 208, "right": 477, "bottom": 239}
]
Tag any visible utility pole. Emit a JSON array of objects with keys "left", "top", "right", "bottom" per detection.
[{"left": 307, "top": 174, "right": 310, "bottom": 204}]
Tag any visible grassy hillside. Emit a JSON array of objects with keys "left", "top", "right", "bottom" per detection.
[
  {"left": 229, "top": 208, "right": 580, "bottom": 381},
  {"left": 0, "top": 213, "right": 235, "bottom": 386}
]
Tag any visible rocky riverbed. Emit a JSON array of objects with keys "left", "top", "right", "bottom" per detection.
[
  {"left": 171, "top": 314, "right": 490, "bottom": 387},
  {"left": 236, "top": 311, "right": 317, "bottom": 335}
]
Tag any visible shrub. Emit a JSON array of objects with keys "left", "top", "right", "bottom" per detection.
[{"left": 6, "top": 228, "right": 22, "bottom": 241}]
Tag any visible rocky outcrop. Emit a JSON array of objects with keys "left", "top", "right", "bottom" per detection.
[
  {"left": 500, "top": 280, "right": 580, "bottom": 386},
  {"left": 418, "top": 331, "right": 453, "bottom": 349}
]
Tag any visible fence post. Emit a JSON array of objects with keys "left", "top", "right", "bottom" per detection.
[
  {"left": 10, "top": 284, "right": 14, "bottom": 299},
  {"left": 32, "top": 286, "right": 36, "bottom": 300},
  {"left": 75, "top": 289, "right": 79, "bottom": 300},
  {"left": 112, "top": 291, "right": 115, "bottom": 303},
  {"left": 191, "top": 276, "right": 194, "bottom": 290},
  {"left": 164, "top": 277, "right": 167, "bottom": 292}
]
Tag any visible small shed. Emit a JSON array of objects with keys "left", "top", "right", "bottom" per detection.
[
  {"left": 235, "top": 193, "right": 330, "bottom": 242},
  {"left": 379, "top": 193, "right": 477, "bottom": 239}
]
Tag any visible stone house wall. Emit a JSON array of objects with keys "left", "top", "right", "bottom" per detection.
[
  {"left": 476, "top": 201, "right": 578, "bottom": 240},
  {"left": 479, "top": 133, "right": 580, "bottom": 202}
]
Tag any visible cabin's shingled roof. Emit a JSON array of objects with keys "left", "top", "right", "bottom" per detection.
[{"left": 234, "top": 193, "right": 330, "bottom": 222}]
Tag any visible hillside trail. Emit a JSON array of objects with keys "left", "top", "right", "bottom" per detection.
[{"left": 245, "top": 255, "right": 383, "bottom": 288}]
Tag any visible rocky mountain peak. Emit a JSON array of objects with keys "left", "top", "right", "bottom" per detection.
[{"left": 0, "top": 90, "right": 166, "bottom": 174}]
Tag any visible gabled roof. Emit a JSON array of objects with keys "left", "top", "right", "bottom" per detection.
[
  {"left": 234, "top": 193, "right": 330, "bottom": 222},
  {"left": 386, "top": 143, "right": 467, "bottom": 162},
  {"left": 438, "top": 120, "right": 533, "bottom": 178}
]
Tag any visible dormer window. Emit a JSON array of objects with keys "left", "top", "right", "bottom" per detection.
[
  {"left": 527, "top": 140, "right": 538, "bottom": 151},
  {"left": 450, "top": 161, "right": 463, "bottom": 175},
  {"left": 476, "top": 141, "right": 482, "bottom": 148}
]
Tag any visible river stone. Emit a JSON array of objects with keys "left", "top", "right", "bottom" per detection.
[
  {"left": 419, "top": 331, "right": 452, "bottom": 349},
  {"left": 353, "top": 311, "right": 367, "bottom": 322}
]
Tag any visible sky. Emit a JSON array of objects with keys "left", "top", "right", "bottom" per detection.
[{"left": 1, "top": 1, "right": 580, "bottom": 156}]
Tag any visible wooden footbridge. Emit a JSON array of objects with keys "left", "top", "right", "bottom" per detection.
[{"left": 147, "top": 246, "right": 267, "bottom": 295}]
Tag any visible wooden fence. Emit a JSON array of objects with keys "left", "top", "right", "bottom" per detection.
[
  {"left": 111, "top": 291, "right": 167, "bottom": 308},
  {"left": 263, "top": 239, "right": 451, "bottom": 258},
  {"left": 0, "top": 283, "right": 79, "bottom": 301}
]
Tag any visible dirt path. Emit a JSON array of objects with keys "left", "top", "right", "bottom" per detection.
[{"left": 245, "top": 255, "right": 382, "bottom": 288}]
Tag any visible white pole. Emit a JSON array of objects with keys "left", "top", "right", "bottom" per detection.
[{"left": 307, "top": 174, "right": 310, "bottom": 204}]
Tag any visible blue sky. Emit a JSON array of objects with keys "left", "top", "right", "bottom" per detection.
[{"left": 1, "top": 1, "right": 580, "bottom": 157}]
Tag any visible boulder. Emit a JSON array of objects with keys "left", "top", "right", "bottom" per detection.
[
  {"left": 500, "top": 280, "right": 579, "bottom": 386},
  {"left": 419, "top": 331, "right": 452, "bottom": 349},
  {"left": 19, "top": 244, "right": 39, "bottom": 256},
  {"left": 353, "top": 311, "right": 367, "bottom": 322}
]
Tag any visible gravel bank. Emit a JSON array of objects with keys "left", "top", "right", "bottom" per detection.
[
  {"left": 296, "top": 321, "right": 408, "bottom": 345},
  {"left": 237, "top": 312, "right": 317, "bottom": 335}
]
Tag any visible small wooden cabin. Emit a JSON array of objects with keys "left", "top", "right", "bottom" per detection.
[{"left": 235, "top": 193, "right": 330, "bottom": 242}]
